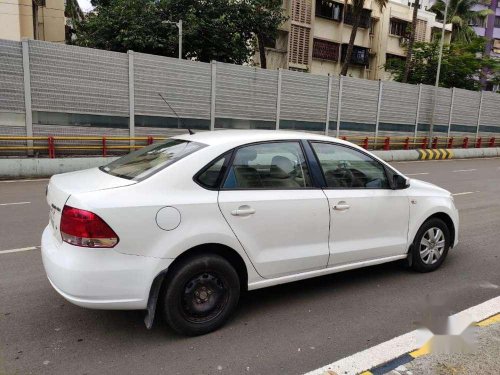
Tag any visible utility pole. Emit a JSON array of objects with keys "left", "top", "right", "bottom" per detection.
[
  {"left": 429, "top": 0, "right": 449, "bottom": 140},
  {"left": 162, "top": 19, "right": 183, "bottom": 59}
]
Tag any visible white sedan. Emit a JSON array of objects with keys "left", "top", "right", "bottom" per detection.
[{"left": 42, "top": 130, "right": 459, "bottom": 335}]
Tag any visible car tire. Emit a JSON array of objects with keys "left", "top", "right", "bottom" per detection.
[
  {"left": 411, "top": 218, "right": 451, "bottom": 273},
  {"left": 161, "top": 254, "right": 240, "bottom": 336}
]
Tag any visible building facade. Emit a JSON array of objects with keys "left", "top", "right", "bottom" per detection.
[
  {"left": 0, "top": 0, "right": 65, "bottom": 42},
  {"left": 257, "top": 0, "right": 451, "bottom": 80}
]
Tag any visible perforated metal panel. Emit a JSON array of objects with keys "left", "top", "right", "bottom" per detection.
[
  {"left": 216, "top": 62, "right": 277, "bottom": 121},
  {"left": 280, "top": 70, "right": 329, "bottom": 122},
  {"left": 479, "top": 91, "right": 500, "bottom": 128},
  {"left": 135, "top": 53, "right": 211, "bottom": 119},
  {"left": 380, "top": 81, "right": 419, "bottom": 125},
  {"left": 29, "top": 40, "right": 129, "bottom": 115},
  {"left": 452, "top": 88, "right": 480, "bottom": 126},
  {"left": 418, "top": 85, "right": 452, "bottom": 126},
  {"left": 0, "top": 40, "right": 24, "bottom": 113},
  {"left": 341, "top": 76, "right": 379, "bottom": 125}
]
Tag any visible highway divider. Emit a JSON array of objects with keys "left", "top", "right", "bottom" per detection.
[{"left": 0, "top": 148, "right": 499, "bottom": 179}]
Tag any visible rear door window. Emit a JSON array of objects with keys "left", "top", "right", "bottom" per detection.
[{"left": 101, "top": 139, "right": 205, "bottom": 180}]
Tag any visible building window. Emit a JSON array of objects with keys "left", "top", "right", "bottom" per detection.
[
  {"left": 341, "top": 44, "right": 369, "bottom": 66},
  {"left": 315, "top": 0, "right": 343, "bottom": 22},
  {"left": 313, "top": 39, "right": 340, "bottom": 61},
  {"left": 344, "top": 6, "right": 371, "bottom": 29},
  {"left": 289, "top": 24, "right": 311, "bottom": 65},
  {"left": 495, "top": 16, "right": 500, "bottom": 28},
  {"left": 469, "top": 16, "right": 486, "bottom": 28},
  {"left": 390, "top": 18, "right": 410, "bottom": 37},
  {"left": 415, "top": 19, "right": 427, "bottom": 42}
]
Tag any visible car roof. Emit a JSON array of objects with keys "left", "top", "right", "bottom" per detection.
[{"left": 173, "top": 129, "right": 349, "bottom": 147}]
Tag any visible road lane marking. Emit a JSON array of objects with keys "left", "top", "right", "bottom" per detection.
[
  {"left": 405, "top": 173, "right": 429, "bottom": 176},
  {"left": 304, "top": 296, "right": 500, "bottom": 375},
  {"left": 0, "top": 201, "right": 31, "bottom": 206},
  {"left": 0, "top": 178, "right": 49, "bottom": 183},
  {"left": 452, "top": 169, "right": 477, "bottom": 172},
  {"left": 0, "top": 246, "right": 39, "bottom": 254},
  {"left": 452, "top": 191, "right": 480, "bottom": 196}
]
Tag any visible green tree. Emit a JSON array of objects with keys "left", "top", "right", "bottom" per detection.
[
  {"left": 385, "top": 37, "right": 500, "bottom": 90},
  {"left": 403, "top": 0, "right": 420, "bottom": 83},
  {"left": 430, "top": 0, "right": 493, "bottom": 43},
  {"left": 340, "top": 0, "right": 388, "bottom": 76},
  {"left": 74, "top": 0, "right": 285, "bottom": 65}
]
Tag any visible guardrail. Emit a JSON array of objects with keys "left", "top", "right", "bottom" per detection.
[
  {"left": 0, "top": 135, "right": 498, "bottom": 158},
  {"left": 0, "top": 136, "right": 167, "bottom": 158}
]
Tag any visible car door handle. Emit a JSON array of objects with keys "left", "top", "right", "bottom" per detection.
[
  {"left": 333, "top": 203, "right": 350, "bottom": 211},
  {"left": 231, "top": 206, "right": 256, "bottom": 216}
]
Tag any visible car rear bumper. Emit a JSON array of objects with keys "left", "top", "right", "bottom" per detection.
[{"left": 41, "top": 225, "right": 173, "bottom": 310}]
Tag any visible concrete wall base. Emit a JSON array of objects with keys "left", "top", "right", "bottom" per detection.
[{"left": 0, "top": 148, "right": 499, "bottom": 179}]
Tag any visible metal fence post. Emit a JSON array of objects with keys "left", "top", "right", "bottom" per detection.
[
  {"left": 336, "top": 75, "right": 343, "bottom": 137},
  {"left": 447, "top": 87, "right": 455, "bottom": 138},
  {"left": 128, "top": 51, "right": 135, "bottom": 147},
  {"left": 325, "top": 74, "right": 332, "bottom": 136},
  {"left": 414, "top": 83, "right": 422, "bottom": 144},
  {"left": 21, "top": 39, "right": 33, "bottom": 156},
  {"left": 210, "top": 61, "right": 216, "bottom": 131},
  {"left": 276, "top": 68, "right": 282, "bottom": 130},
  {"left": 374, "top": 80, "right": 383, "bottom": 148},
  {"left": 475, "top": 91, "right": 484, "bottom": 143}
]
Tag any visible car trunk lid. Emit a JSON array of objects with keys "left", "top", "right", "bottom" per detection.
[{"left": 46, "top": 168, "right": 136, "bottom": 242}]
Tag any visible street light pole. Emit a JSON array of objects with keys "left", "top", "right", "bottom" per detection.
[
  {"left": 162, "top": 19, "right": 183, "bottom": 59},
  {"left": 429, "top": 0, "right": 449, "bottom": 140}
]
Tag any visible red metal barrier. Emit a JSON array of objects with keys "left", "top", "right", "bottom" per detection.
[
  {"left": 341, "top": 136, "right": 347, "bottom": 141},
  {"left": 489, "top": 137, "right": 496, "bottom": 147},
  {"left": 147, "top": 136, "right": 154, "bottom": 145},
  {"left": 102, "top": 137, "right": 107, "bottom": 157},
  {"left": 431, "top": 137, "right": 438, "bottom": 149},
  {"left": 462, "top": 137, "right": 469, "bottom": 148},
  {"left": 447, "top": 137, "right": 454, "bottom": 148},
  {"left": 475, "top": 137, "right": 482, "bottom": 148},
  {"left": 48, "top": 136, "right": 55, "bottom": 158},
  {"left": 383, "top": 137, "right": 390, "bottom": 151},
  {"left": 421, "top": 137, "right": 428, "bottom": 149},
  {"left": 404, "top": 137, "right": 410, "bottom": 150},
  {"left": 362, "top": 137, "right": 369, "bottom": 149}
]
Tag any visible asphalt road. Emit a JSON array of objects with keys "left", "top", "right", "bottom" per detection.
[{"left": 1, "top": 158, "right": 499, "bottom": 375}]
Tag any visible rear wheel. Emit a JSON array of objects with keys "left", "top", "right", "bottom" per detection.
[
  {"left": 411, "top": 218, "right": 450, "bottom": 273},
  {"left": 161, "top": 254, "right": 240, "bottom": 336}
]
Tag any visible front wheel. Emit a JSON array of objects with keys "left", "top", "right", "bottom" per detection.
[
  {"left": 411, "top": 218, "right": 451, "bottom": 273},
  {"left": 161, "top": 254, "right": 240, "bottom": 336}
]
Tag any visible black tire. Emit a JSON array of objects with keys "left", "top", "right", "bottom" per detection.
[
  {"left": 411, "top": 218, "right": 451, "bottom": 273},
  {"left": 161, "top": 254, "right": 240, "bottom": 336}
]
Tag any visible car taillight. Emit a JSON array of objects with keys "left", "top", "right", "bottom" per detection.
[{"left": 60, "top": 205, "right": 119, "bottom": 248}]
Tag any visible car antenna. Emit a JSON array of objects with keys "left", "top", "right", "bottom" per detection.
[{"left": 158, "top": 93, "right": 194, "bottom": 135}]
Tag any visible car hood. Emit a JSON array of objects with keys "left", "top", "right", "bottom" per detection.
[{"left": 409, "top": 178, "right": 450, "bottom": 196}]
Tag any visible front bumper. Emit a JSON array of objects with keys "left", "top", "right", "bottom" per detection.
[{"left": 41, "top": 226, "right": 173, "bottom": 310}]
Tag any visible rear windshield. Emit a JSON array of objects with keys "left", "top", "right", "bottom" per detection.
[{"left": 100, "top": 139, "right": 205, "bottom": 180}]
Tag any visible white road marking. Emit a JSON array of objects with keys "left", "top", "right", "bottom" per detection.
[
  {"left": 0, "top": 246, "right": 39, "bottom": 254},
  {"left": 0, "top": 178, "right": 49, "bottom": 183},
  {"left": 405, "top": 172, "right": 429, "bottom": 176},
  {"left": 452, "top": 191, "right": 480, "bottom": 196},
  {"left": 452, "top": 169, "right": 477, "bottom": 172},
  {"left": 0, "top": 201, "right": 31, "bottom": 206},
  {"left": 304, "top": 296, "right": 500, "bottom": 375}
]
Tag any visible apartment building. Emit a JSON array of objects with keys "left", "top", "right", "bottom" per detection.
[
  {"left": 0, "top": 0, "right": 65, "bottom": 42},
  {"left": 258, "top": 0, "right": 451, "bottom": 80}
]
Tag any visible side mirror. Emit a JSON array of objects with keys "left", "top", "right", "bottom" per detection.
[{"left": 393, "top": 174, "right": 410, "bottom": 190}]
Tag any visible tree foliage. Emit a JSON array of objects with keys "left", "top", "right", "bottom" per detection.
[
  {"left": 74, "top": 0, "right": 286, "bottom": 65},
  {"left": 430, "top": 0, "right": 493, "bottom": 43},
  {"left": 385, "top": 37, "right": 500, "bottom": 90}
]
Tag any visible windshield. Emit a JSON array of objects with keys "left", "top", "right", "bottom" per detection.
[{"left": 100, "top": 139, "right": 206, "bottom": 180}]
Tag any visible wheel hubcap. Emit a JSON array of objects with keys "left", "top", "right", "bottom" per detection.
[
  {"left": 420, "top": 227, "right": 445, "bottom": 265},
  {"left": 181, "top": 272, "right": 228, "bottom": 323}
]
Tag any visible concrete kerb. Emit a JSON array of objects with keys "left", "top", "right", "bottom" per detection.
[
  {"left": 0, "top": 157, "right": 119, "bottom": 179},
  {"left": 0, "top": 148, "right": 499, "bottom": 178}
]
